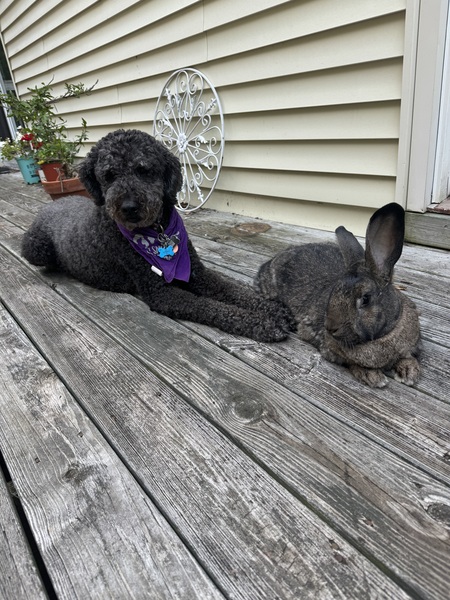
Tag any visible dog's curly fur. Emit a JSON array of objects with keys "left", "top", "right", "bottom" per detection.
[{"left": 22, "top": 129, "right": 294, "bottom": 341}]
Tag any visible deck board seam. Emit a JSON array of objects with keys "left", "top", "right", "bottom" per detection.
[{"left": 0, "top": 449, "right": 58, "bottom": 600}]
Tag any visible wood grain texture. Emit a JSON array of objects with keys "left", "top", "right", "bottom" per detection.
[
  {"left": 405, "top": 212, "right": 450, "bottom": 251},
  {"left": 0, "top": 244, "right": 413, "bottom": 600},
  {"left": 1, "top": 176, "right": 449, "bottom": 599},
  {"left": 0, "top": 173, "right": 51, "bottom": 206},
  {"left": 0, "top": 303, "right": 223, "bottom": 600},
  {"left": 0, "top": 218, "right": 448, "bottom": 599},
  {"left": 0, "top": 471, "right": 47, "bottom": 600},
  {"left": 0, "top": 199, "right": 37, "bottom": 230}
]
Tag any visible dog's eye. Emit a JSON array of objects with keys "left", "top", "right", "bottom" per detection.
[
  {"left": 104, "top": 170, "right": 115, "bottom": 184},
  {"left": 136, "top": 165, "right": 150, "bottom": 177},
  {"left": 358, "top": 294, "right": 371, "bottom": 308}
]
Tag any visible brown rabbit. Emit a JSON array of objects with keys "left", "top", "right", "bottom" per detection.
[{"left": 255, "top": 203, "right": 421, "bottom": 388}]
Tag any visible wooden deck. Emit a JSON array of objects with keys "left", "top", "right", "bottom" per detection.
[{"left": 0, "top": 170, "right": 449, "bottom": 600}]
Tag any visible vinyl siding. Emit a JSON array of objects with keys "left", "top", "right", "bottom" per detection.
[{"left": 0, "top": 0, "right": 407, "bottom": 234}]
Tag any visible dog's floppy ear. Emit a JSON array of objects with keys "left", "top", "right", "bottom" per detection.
[
  {"left": 78, "top": 145, "right": 105, "bottom": 205},
  {"left": 163, "top": 149, "right": 183, "bottom": 204}
]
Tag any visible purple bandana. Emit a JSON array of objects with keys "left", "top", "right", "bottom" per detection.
[{"left": 117, "top": 209, "right": 191, "bottom": 283}]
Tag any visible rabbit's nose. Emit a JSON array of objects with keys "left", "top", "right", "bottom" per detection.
[
  {"left": 325, "top": 316, "right": 336, "bottom": 331},
  {"left": 325, "top": 317, "right": 341, "bottom": 337}
]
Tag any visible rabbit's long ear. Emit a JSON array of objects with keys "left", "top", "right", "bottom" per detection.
[
  {"left": 365, "top": 202, "right": 405, "bottom": 282},
  {"left": 335, "top": 226, "right": 364, "bottom": 268}
]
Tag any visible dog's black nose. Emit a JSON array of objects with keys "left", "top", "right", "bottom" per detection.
[{"left": 121, "top": 199, "right": 140, "bottom": 221}]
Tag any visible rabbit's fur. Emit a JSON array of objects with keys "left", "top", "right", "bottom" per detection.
[{"left": 256, "top": 203, "right": 421, "bottom": 388}]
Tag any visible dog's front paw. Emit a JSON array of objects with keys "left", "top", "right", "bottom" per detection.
[
  {"left": 262, "top": 299, "right": 297, "bottom": 333},
  {"left": 254, "top": 320, "right": 290, "bottom": 342},
  {"left": 242, "top": 313, "right": 290, "bottom": 342}
]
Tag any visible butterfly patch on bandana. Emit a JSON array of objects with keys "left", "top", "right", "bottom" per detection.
[{"left": 132, "top": 232, "right": 180, "bottom": 261}]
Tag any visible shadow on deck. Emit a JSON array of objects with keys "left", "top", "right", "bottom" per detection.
[{"left": 0, "top": 171, "right": 449, "bottom": 599}]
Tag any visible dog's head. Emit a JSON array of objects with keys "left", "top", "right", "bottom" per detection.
[{"left": 78, "top": 129, "right": 183, "bottom": 229}]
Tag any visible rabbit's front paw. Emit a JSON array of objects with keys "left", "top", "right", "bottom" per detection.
[
  {"left": 349, "top": 365, "right": 388, "bottom": 388},
  {"left": 393, "top": 357, "right": 420, "bottom": 386}
]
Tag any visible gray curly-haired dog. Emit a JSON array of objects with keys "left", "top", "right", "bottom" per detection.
[{"left": 22, "top": 129, "right": 294, "bottom": 341}]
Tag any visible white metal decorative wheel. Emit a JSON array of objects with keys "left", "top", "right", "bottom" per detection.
[{"left": 153, "top": 68, "right": 225, "bottom": 212}]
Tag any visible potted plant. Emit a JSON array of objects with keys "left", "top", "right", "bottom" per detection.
[
  {"left": 34, "top": 117, "right": 90, "bottom": 200},
  {"left": 0, "top": 131, "right": 40, "bottom": 184},
  {"left": 0, "top": 80, "right": 96, "bottom": 198}
]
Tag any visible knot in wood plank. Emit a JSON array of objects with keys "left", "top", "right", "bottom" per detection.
[
  {"left": 230, "top": 395, "right": 268, "bottom": 424},
  {"left": 426, "top": 503, "right": 450, "bottom": 527},
  {"left": 62, "top": 463, "right": 95, "bottom": 485}
]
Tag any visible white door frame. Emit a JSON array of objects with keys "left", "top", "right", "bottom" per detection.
[
  {"left": 433, "top": 3, "right": 450, "bottom": 205},
  {"left": 396, "top": 0, "right": 450, "bottom": 212}
]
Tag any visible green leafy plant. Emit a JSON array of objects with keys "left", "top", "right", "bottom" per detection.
[
  {"left": 0, "top": 81, "right": 96, "bottom": 177},
  {"left": 33, "top": 118, "right": 89, "bottom": 169}
]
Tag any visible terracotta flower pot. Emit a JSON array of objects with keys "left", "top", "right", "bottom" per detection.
[
  {"left": 41, "top": 176, "right": 91, "bottom": 201},
  {"left": 39, "top": 162, "right": 64, "bottom": 182}
]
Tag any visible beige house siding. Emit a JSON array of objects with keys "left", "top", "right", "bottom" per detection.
[{"left": 0, "top": 0, "right": 407, "bottom": 235}]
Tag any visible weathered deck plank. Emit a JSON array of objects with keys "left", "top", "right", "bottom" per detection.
[
  {"left": 1, "top": 219, "right": 449, "bottom": 598},
  {"left": 2, "top": 217, "right": 449, "bottom": 480},
  {"left": 34, "top": 280, "right": 450, "bottom": 598},
  {"left": 0, "top": 175, "right": 51, "bottom": 205},
  {"left": 0, "top": 242, "right": 416, "bottom": 599},
  {"left": 0, "top": 303, "right": 223, "bottom": 600},
  {"left": 0, "top": 172, "right": 449, "bottom": 599},
  {"left": 0, "top": 470, "right": 47, "bottom": 600}
]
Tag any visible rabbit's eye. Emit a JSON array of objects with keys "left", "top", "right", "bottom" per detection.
[{"left": 359, "top": 294, "right": 371, "bottom": 308}]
